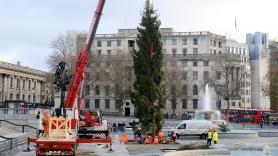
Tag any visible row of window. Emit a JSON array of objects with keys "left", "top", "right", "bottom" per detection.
[
  {"left": 9, "top": 77, "right": 37, "bottom": 91},
  {"left": 162, "top": 38, "right": 199, "bottom": 46},
  {"left": 8, "top": 93, "right": 36, "bottom": 102},
  {"left": 172, "top": 99, "right": 199, "bottom": 109},
  {"left": 170, "top": 48, "right": 198, "bottom": 56},
  {"left": 97, "top": 40, "right": 122, "bottom": 47},
  {"left": 85, "top": 99, "right": 121, "bottom": 109},
  {"left": 96, "top": 37, "right": 201, "bottom": 48}
]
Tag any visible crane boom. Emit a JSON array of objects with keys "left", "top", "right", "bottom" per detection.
[{"left": 64, "top": 0, "right": 106, "bottom": 109}]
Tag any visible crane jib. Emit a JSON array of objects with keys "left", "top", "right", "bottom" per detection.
[
  {"left": 64, "top": 0, "right": 106, "bottom": 109},
  {"left": 86, "top": 0, "right": 106, "bottom": 52}
]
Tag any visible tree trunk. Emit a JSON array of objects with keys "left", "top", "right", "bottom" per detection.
[{"left": 152, "top": 109, "right": 156, "bottom": 139}]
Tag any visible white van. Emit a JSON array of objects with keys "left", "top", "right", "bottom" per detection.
[{"left": 170, "top": 120, "right": 212, "bottom": 139}]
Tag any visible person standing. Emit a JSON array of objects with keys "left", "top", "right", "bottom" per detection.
[
  {"left": 260, "top": 118, "right": 264, "bottom": 128},
  {"left": 122, "top": 122, "right": 126, "bottom": 133},
  {"left": 112, "top": 123, "right": 116, "bottom": 133},
  {"left": 212, "top": 129, "right": 218, "bottom": 144},
  {"left": 207, "top": 129, "right": 213, "bottom": 146}
]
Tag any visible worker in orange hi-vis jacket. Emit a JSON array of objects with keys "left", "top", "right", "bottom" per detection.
[{"left": 42, "top": 112, "right": 49, "bottom": 137}]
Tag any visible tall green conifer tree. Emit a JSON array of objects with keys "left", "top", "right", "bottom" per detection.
[{"left": 131, "top": 0, "right": 164, "bottom": 137}]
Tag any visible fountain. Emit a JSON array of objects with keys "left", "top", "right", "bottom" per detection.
[{"left": 194, "top": 84, "right": 226, "bottom": 128}]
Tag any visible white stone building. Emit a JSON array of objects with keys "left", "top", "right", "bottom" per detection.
[
  {"left": 246, "top": 32, "right": 270, "bottom": 109},
  {"left": 81, "top": 28, "right": 251, "bottom": 117},
  {"left": 0, "top": 61, "right": 50, "bottom": 107}
]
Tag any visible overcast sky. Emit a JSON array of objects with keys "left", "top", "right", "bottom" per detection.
[{"left": 0, "top": 0, "right": 277, "bottom": 71}]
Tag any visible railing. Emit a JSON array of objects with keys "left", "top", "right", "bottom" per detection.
[
  {"left": 0, "top": 120, "right": 38, "bottom": 133},
  {"left": 0, "top": 108, "right": 37, "bottom": 115}
]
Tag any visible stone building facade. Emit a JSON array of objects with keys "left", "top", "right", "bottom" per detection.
[
  {"left": 79, "top": 28, "right": 251, "bottom": 117},
  {"left": 0, "top": 61, "right": 50, "bottom": 107}
]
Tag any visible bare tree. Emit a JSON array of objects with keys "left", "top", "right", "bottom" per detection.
[
  {"left": 162, "top": 58, "right": 191, "bottom": 117},
  {"left": 208, "top": 54, "right": 246, "bottom": 120},
  {"left": 107, "top": 55, "right": 133, "bottom": 112},
  {"left": 86, "top": 54, "right": 134, "bottom": 113},
  {"left": 47, "top": 31, "right": 81, "bottom": 73}
]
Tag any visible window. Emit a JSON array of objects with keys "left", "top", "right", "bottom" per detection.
[
  {"left": 105, "top": 85, "right": 110, "bottom": 96},
  {"left": 193, "top": 38, "right": 198, "bottom": 45},
  {"left": 213, "top": 40, "right": 216, "bottom": 47},
  {"left": 231, "top": 102, "right": 235, "bottom": 106},
  {"left": 172, "top": 48, "right": 176, "bottom": 57},
  {"left": 182, "top": 48, "right": 187, "bottom": 56},
  {"left": 98, "top": 50, "right": 102, "bottom": 55},
  {"left": 95, "top": 99, "right": 100, "bottom": 108},
  {"left": 23, "top": 79, "right": 25, "bottom": 89},
  {"left": 214, "top": 50, "right": 216, "bottom": 55},
  {"left": 115, "top": 99, "right": 121, "bottom": 109},
  {"left": 15, "top": 94, "right": 19, "bottom": 100},
  {"left": 193, "top": 85, "right": 198, "bottom": 95},
  {"left": 204, "top": 71, "right": 209, "bottom": 81},
  {"left": 193, "top": 71, "right": 198, "bottom": 80},
  {"left": 128, "top": 40, "right": 135, "bottom": 48},
  {"left": 95, "top": 85, "right": 100, "bottom": 95},
  {"left": 107, "top": 50, "right": 111, "bottom": 55},
  {"left": 204, "top": 61, "right": 209, "bottom": 66},
  {"left": 227, "top": 47, "right": 230, "bottom": 53},
  {"left": 28, "top": 95, "right": 31, "bottom": 102},
  {"left": 193, "top": 61, "right": 198, "bottom": 67},
  {"left": 183, "top": 72, "right": 187, "bottom": 80},
  {"left": 97, "top": 41, "right": 102, "bottom": 47},
  {"left": 179, "top": 124, "right": 186, "bottom": 129},
  {"left": 171, "top": 99, "right": 177, "bottom": 109},
  {"left": 182, "top": 99, "right": 187, "bottom": 109},
  {"left": 16, "top": 78, "right": 20, "bottom": 89},
  {"left": 9, "top": 93, "right": 13, "bottom": 100},
  {"left": 85, "top": 99, "right": 90, "bottom": 108},
  {"left": 182, "top": 38, "right": 187, "bottom": 45},
  {"left": 22, "top": 95, "right": 25, "bottom": 100},
  {"left": 105, "top": 99, "right": 110, "bottom": 109},
  {"left": 231, "top": 47, "right": 234, "bottom": 53},
  {"left": 216, "top": 71, "right": 221, "bottom": 79},
  {"left": 95, "top": 72, "right": 100, "bottom": 81},
  {"left": 33, "top": 81, "right": 36, "bottom": 90},
  {"left": 182, "top": 85, "right": 187, "bottom": 95},
  {"left": 193, "top": 48, "right": 198, "bottom": 56},
  {"left": 218, "top": 42, "right": 222, "bottom": 48},
  {"left": 162, "top": 39, "right": 167, "bottom": 45},
  {"left": 117, "top": 40, "right": 121, "bottom": 46},
  {"left": 10, "top": 77, "right": 13, "bottom": 88},
  {"left": 182, "top": 60, "right": 187, "bottom": 66},
  {"left": 172, "top": 39, "right": 177, "bottom": 45},
  {"left": 107, "top": 40, "right": 111, "bottom": 47},
  {"left": 28, "top": 80, "right": 31, "bottom": 91},
  {"left": 163, "top": 48, "right": 167, "bottom": 54},
  {"left": 193, "top": 99, "right": 198, "bottom": 109}
]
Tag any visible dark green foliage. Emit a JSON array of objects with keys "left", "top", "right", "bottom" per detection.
[{"left": 131, "top": 0, "right": 164, "bottom": 136}]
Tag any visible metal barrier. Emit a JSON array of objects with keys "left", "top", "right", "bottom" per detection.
[{"left": 0, "top": 120, "right": 38, "bottom": 134}]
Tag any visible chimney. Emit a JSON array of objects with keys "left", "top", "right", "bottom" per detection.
[{"left": 17, "top": 61, "right": 21, "bottom": 66}]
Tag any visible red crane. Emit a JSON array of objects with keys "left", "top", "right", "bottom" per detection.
[
  {"left": 65, "top": 0, "right": 105, "bottom": 109},
  {"left": 26, "top": 1, "right": 111, "bottom": 155}
]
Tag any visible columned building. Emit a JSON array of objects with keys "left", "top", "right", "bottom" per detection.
[
  {"left": 0, "top": 61, "right": 50, "bottom": 107},
  {"left": 79, "top": 28, "right": 251, "bottom": 117}
]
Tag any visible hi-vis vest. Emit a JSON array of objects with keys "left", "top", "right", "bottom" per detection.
[
  {"left": 207, "top": 132, "right": 213, "bottom": 139},
  {"left": 212, "top": 132, "right": 218, "bottom": 141}
]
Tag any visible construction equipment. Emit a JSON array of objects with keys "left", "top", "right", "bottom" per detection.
[{"left": 27, "top": 0, "right": 111, "bottom": 155}]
